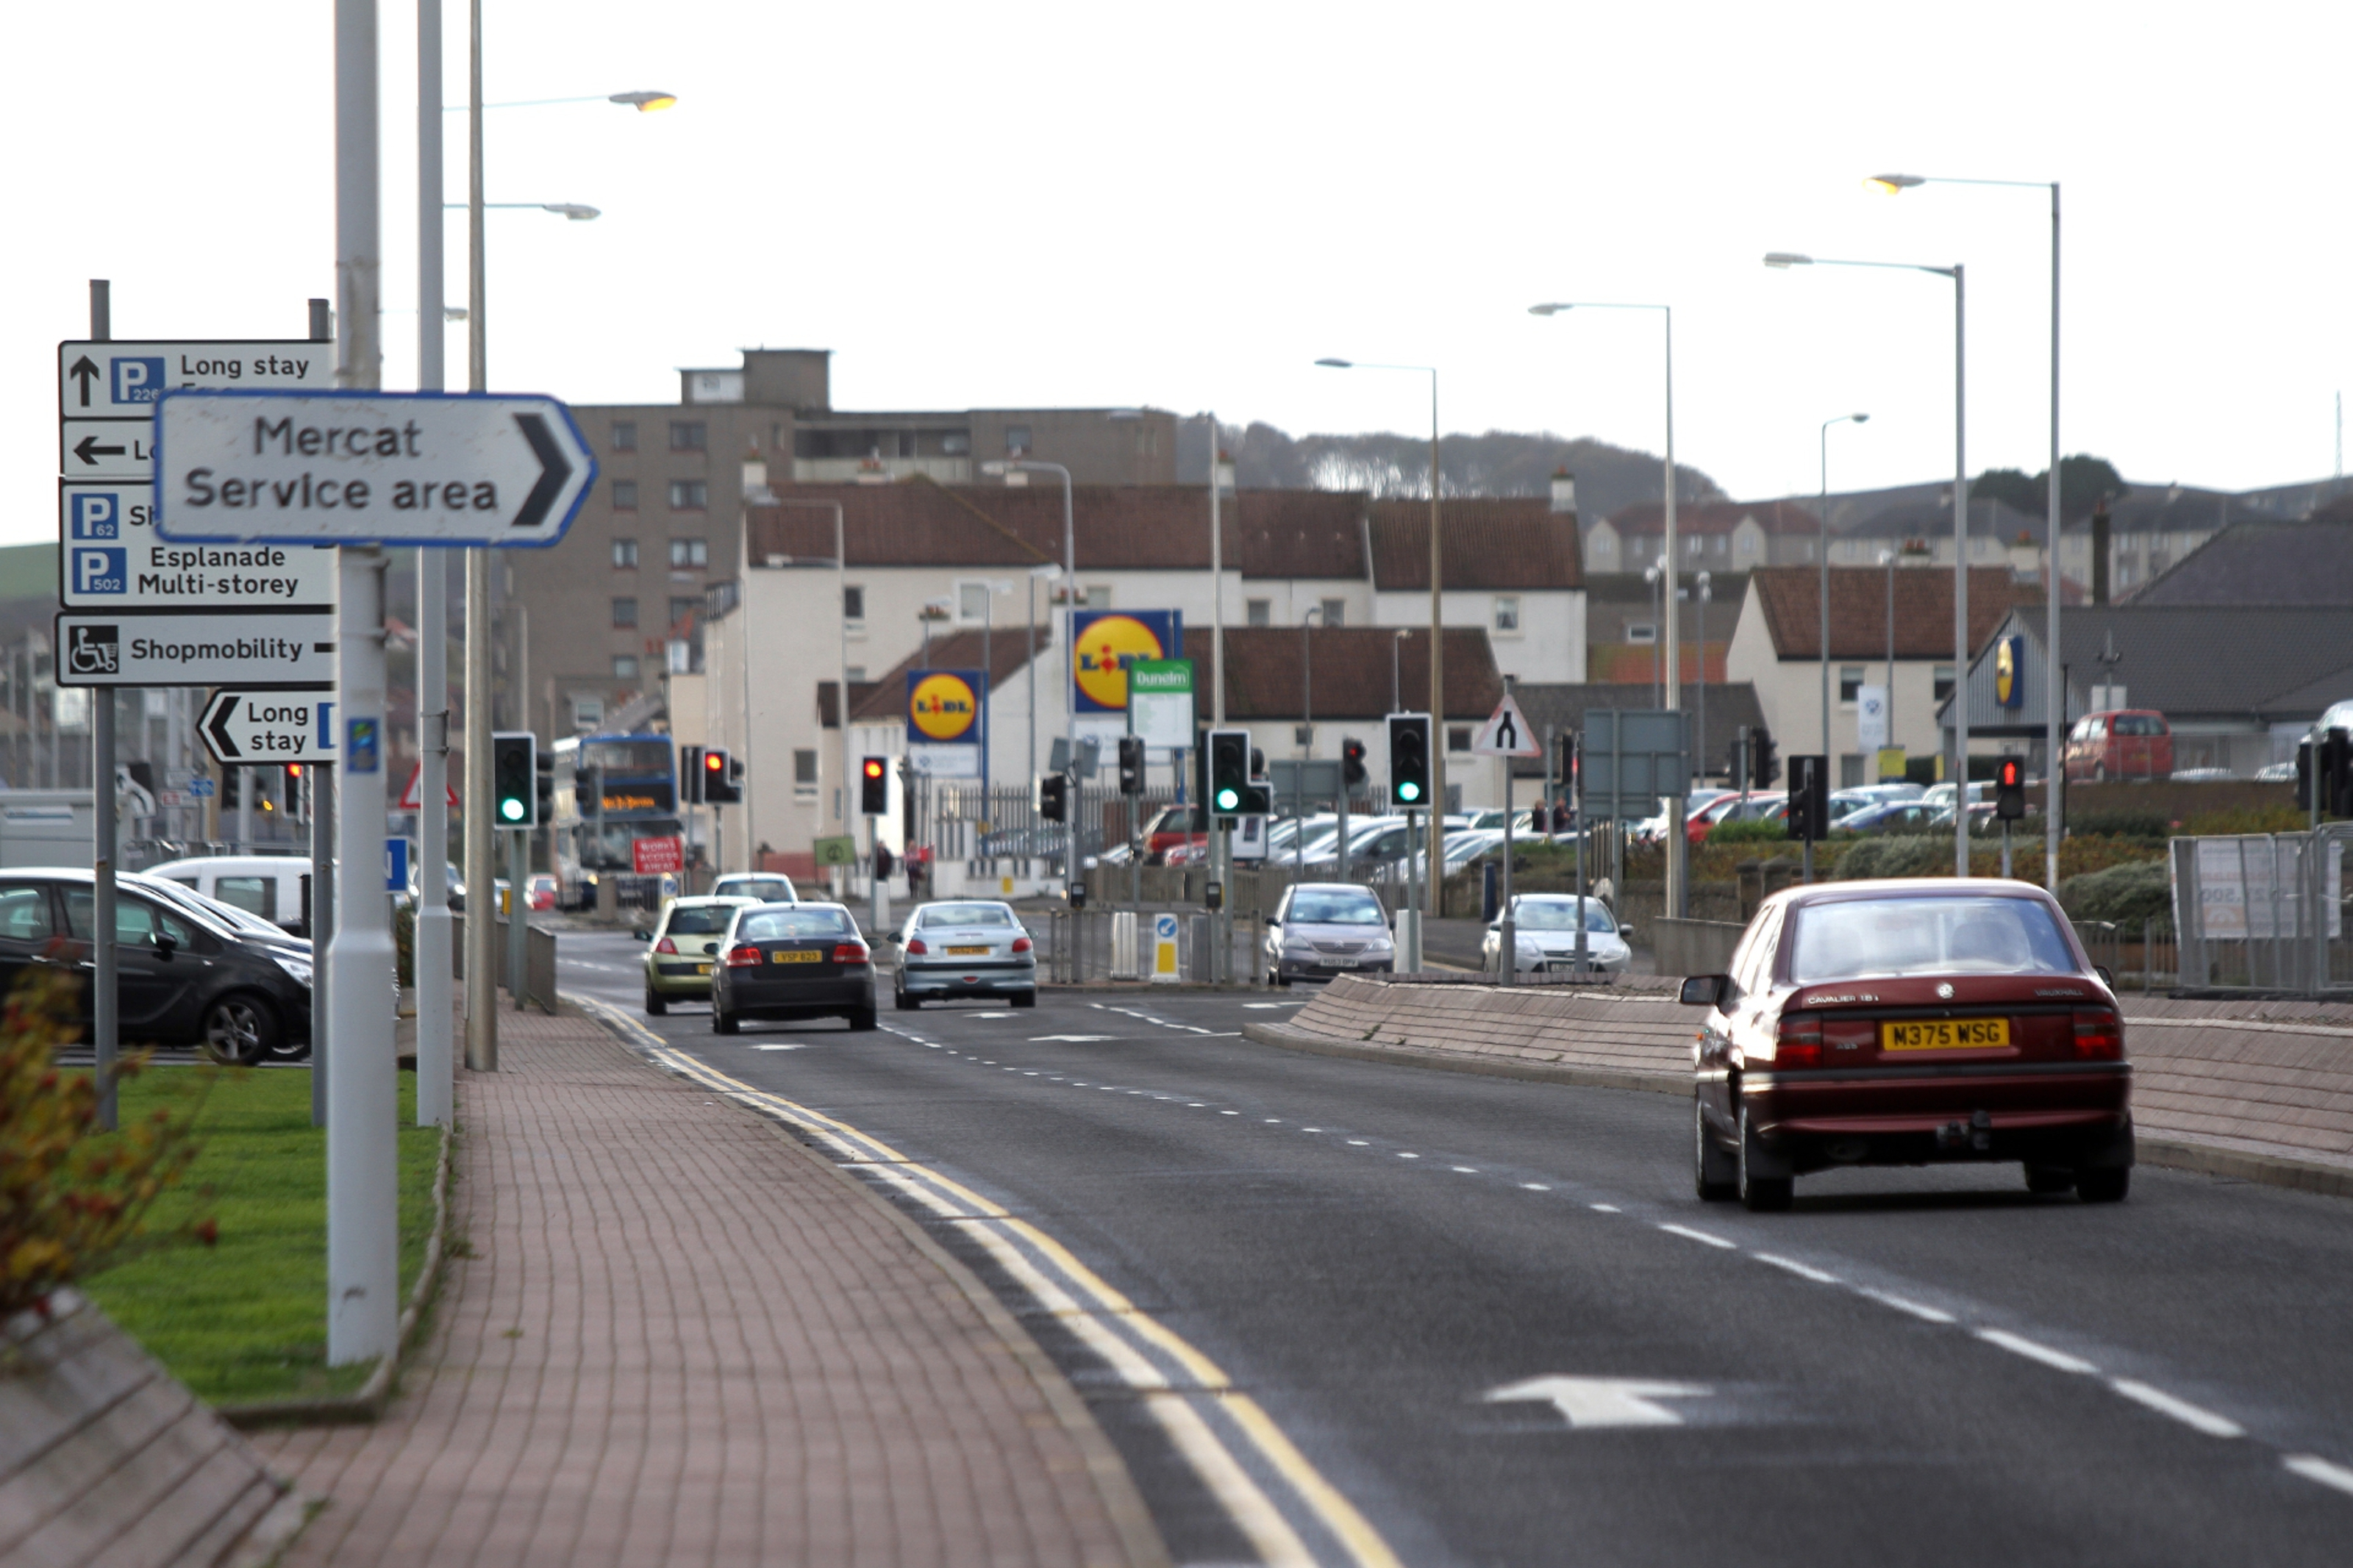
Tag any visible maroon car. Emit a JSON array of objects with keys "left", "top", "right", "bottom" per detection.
[{"left": 1681, "top": 878, "right": 2132, "bottom": 1211}]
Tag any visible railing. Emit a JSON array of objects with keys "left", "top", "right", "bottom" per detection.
[
  {"left": 2071, "top": 919, "right": 2178, "bottom": 995},
  {"left": 2167, "top": 828, "right": 2352, "bottom": 995}
]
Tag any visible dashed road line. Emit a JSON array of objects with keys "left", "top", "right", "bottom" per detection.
[
  {"left": 1977, "top": 1329, "right": 2099, "bottom": 1376},
  {"left": 1751, "top": 1253, "right": 1839, "bottom": 1284},
  {"left": 1656, "top": 1223, "right": 1737, "bottom": 1250},
  {"left": 2109, "top": 1378, "right": 2243, "bottom": 1439}
]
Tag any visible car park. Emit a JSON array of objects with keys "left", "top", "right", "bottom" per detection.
[
  {"left": 1682, "top": 878, "right": 2133, "bottom": 1211},
  {"left": 1264, "top": 883, "right": 1396, "bottom": 986},
  {"left": 2066, "top": 709, "right": 2173, "bottom": 782},
  {"left": 1481, "top": 895, "right": 1629, "bottom": 975},
  {"left": 888, "top": 899, "right": 1037, "bottom": 1009},
  {"left": 638, "top": 895, "right": 757, "bottom": 1013},
  {"left": 710, "top": 901, "right": 875, "bottom": 1034}
]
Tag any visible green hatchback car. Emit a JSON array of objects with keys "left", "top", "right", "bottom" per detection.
[{"left": 640, "top": 896, "right": 756, "bottom": 1014}]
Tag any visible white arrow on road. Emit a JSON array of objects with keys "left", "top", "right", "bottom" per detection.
[
  {"left": 1485, "top": 1375, "right": 1712, "bottom": 1428},
  {"left": 1029, "top": 1034, "right": 1118, "bottom": 1042}
]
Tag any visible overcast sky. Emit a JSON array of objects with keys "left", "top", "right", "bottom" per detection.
[{"left": 7, "top": 0, "right": 2349, "bottom": 545}]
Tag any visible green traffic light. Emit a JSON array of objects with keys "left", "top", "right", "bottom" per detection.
[
  {"left": 501, "top": 799, "right": 525, "bottom": 821},
  {"left": 1215, "top": 787, "right": 1239, "bottom": 811},
  {"left": 1398, "top": 782, "right": 1421, "bottom": 802}
]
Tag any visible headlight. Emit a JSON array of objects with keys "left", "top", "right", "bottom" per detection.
[{"left": 271, "top": 951, "right": 314, "bottom": 986}]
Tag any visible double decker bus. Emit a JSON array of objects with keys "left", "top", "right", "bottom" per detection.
[{"left": 551, "top": 732, "right": 683, "bottom": 906}]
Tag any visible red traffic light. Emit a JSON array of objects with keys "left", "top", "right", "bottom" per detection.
[
  {"left": 705, "top": 751, "right": 726, "bottom": 773},
  {"left": 1998, "top": 758, "right": 2023, "bottom": 787},
  {"left": 863, "top": 758, "right": 886, "bottom": 781}
]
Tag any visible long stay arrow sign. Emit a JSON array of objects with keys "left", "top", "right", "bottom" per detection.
[
  {"left": 153, "top": 390, "right": 596, "bottom": 547},
  {"left": 201, "top": 689, "right": 340, "bottom": 765}
]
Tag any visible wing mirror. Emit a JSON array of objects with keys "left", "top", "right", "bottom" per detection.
[
  {"left": 1679, "top": 974, "right": 1729, "bottom": 1008},
  {"left": 630, "top": 927, "right": 652, "bottom": 941},
  {"left": 155, "top": 934, "right": 177, "bottom": 961}
]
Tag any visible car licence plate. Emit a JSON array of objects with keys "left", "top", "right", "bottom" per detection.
[
  {"left": 1882, "top": 1018, "right": 2009, "bottom": 1050},
  {"left": 946, "top": 945, "right": 990, "bottom": 956},
  {"left": 771, "top": 950, "right": 820, "bottom": 964},
  {"left": 1324, "top": 957, "right": 1359, "bottom": 968},
  {"left": 695, "top": 963, "right": 710, "bottom": 975}
]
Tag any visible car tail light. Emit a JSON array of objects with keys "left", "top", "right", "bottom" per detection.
[
  {"left": 1011, "top": 936, "right": 1032, "bottom": 953},
  {"left": 654, "top": 937, "right": 678, "bottom": 955},
  {"left": 2072, "top": 1007, "right": 2124, "bottom": 1061},
  {"left": 1773, "top": 1012, "right": 1824, "bottom": 1070},
  {"left": 725, "top": 945, "right": 762, "bottom": 967},
  {"left": 832, "top": 942, "right": 869, "bottom": 964},
  {"left": 905, "top": 937, "right": 928, "bottom": 956}
]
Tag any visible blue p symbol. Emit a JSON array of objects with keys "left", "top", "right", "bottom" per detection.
[
  {"left": 73, "top": 548, "right": 126, "bottom": 595},
  {"left": 70, "top": 492, "right": 119, "bottom": 540},
  {"left": 112, "top": 357, "right": 165, "bottom": 404}
]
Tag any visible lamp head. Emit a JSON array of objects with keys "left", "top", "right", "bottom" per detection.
[
  {"left": 1853, "top": 412, "right": 1871, "bottom": 424},
  {"left": 1314, "top": 357, "right": 1352, "bottom": 368},
  {"left": 1865, "top": 173, "right": 1924, "bottom": 194},
  {"left": 1763, "top": 252, "right": 1813, "bottom": 269},
  {"left": 1527, "top": 303, "right": 1571, "bottom": 316},
  {"left": 611, "top": 90, "right": 678, "bottom": 111},
  {"left": 543, "top": 204, "right": 600, "bottom": 221}
]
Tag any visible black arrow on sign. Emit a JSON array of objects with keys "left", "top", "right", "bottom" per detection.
[
  {"left": 511, "top": 412, "right": 572, "bottom": 531},
  {"left": 73, "top": 434, "right": 126, "bottom": 465},
  {"left": 206, "top": 695, "right": 242, "bottom": 760},
  {"left": 68, "top": 356, "right": 101, "bottom": 407}
]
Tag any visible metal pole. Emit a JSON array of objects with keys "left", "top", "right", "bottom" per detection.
[
  {"left": 462, "top": 0, "right": 496, "bottom": 1072},
  {"left": 507, "top": 828, "right": 527, "bottom": 1005},
  {"left": 1208, "top": 413, "right": 1225, "bottom": 726},
  {"left": 1060, "top": 465, "right": 1076, "bottom": 889},
  {"left": 1952, "top": 265, "right": 1971, "bottom": 878},
  {"left": 1660, "top": 309, "right": 1688, "bottom": 920},
  {"left": 329, "top": 0, "right": 397, "bottom": 1367},
  {"left": 840, "top": 508, "right": 851, "bottom": 834},
  {"left": 1427, "top": 368, "right": 1444, "bottom": 906},
  {"left": 1885, "top": 552, "right": 1896, "bottom": 759},
  {"left": 310, "top": 765, "right": 334, "bottom": 1129},
  {"left": 1820, "top": 422, "right": 1833, "bottom": 762},
  {"left": 413, "top": 0, "right": 452, "bottom": 1127},
  {"left": 88, "top": 279, "right": 118, "bottom": 1134},
  {"left": 2044, "top": 184, "right": 2064, "bottom": 893},
  {"left": 1499, "top": 677, "right": 1515, "bottom": 986}
]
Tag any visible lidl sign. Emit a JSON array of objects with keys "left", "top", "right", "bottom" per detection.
[
  {"left": 1993, "top": 634, "right": 2026, "bottom": 709},
  {"left": 907, "top": 668, "right": 984, "bottom": 743},
  {"left": 1072, "top": 610, "right": 1181, "bottom": 712}
]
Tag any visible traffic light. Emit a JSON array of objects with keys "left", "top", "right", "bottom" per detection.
[
  {"left": 2327, "top": 728, "right": 2353, "bottom": 818},
  {"left": 859, "top": 755, "right": 888, "bottom": 815},
  {"left": 1995, "top": 756, "right": 2027, "bottom": 820},
  {"left": 1038, "top": 773, "right": 1068, "bottom": 823},
  {"left": 1117, "top": 735, "right": 1146, "bottom": 795},
  {"left": 1752, "top": 728, "right": 1779, "bottom": 790},
  {"left": 535, "top": 749, "right": 554, "bottom": 826},
  {"left": 283, "top": 764, "right": 305, "bottom": 825},
  {"left": 579, "top": 764, "right": 604, "bottom": 819},
  {"left": 703, "top": 746, "right": 742, "bottom": 805},
  {"left": 1341, "top": 737, "right": 1368, "bottom": 791},
  {"left": 1387, "top": 712, "right": 1431, "bottom": 808},
  {"left": 491, "top": 731, "right": 538, "bottom": 826},
  {"left": 1207, "top": 728, "right": 1251, "bottom": 816},
  {"left": 1785, "top": 754, "right": 1829, "bottom": 840},
  {"left": 1558, "top": 731, "right": 1578, "bottom": 792},
  {"left": 680, "top": 744, "right": 704, "bottom": 804}
]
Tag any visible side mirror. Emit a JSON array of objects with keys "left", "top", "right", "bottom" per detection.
[
  {"left": 2094, "top": 964, "right": 2115, "bottom": 987},
  {"left": 155, "top": 935, "right": 177, "bottom": 961},
  {"left": 1679, "top": 974, "right": 1728, "bottom": 1008},
  {"left": 1266, "top": 916, "right": 1281, "bottom": 927},
  {"left": 631, "top": 927, "right": 652, "bottom": 941}
]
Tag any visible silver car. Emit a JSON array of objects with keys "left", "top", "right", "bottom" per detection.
[
  {"left": 1481, "top": 894, "right": 1630, "bottom": 975},
  {"left": 1265, "top": 882, "right": 1396, "bottom": 987},
  {"left": 890, "top": 900, "right": 1037, "bottom": 1009}
]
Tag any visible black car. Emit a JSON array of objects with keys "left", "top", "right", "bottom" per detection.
[
  {"left": 710, "top": 901, "right": 876, "bottom": 1034},
  {"left": 2, "top": 867, "right": 314, "bottom": 1066}
]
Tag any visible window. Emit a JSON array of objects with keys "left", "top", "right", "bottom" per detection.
[
  {"left": 941, "top": 432, "right": 971, "bottom": 455},
  {"left": 1626, "top": 623, "right": 1657, "bottom": 645},
  {"left": 793, "top": 749, "right": 819, "bottom": 789},
  {"left": 669, "top": 420, "right": 707, "bottom": 452},
  {"left": 1319, "top": 598, "right": 1346, "bottom": 628},
  {"left": 668, "top": 597, "right": 699, "bottom": 630},
  {"left": 667, "top": 479, "right": 708, "bottom": 511},
  {"left": 1593, "top": 533, "right": 1615, "bottom": 559},
  {"left": 1085, "top": 584, "right": 1111, "bottom": 609},
  {"left": 0, "top": 883, "right": 54, "bottom": 940},
  {"left": 1738, "top": 532, "right": 1759, "bottom": 557},
  {"left": 612, "top": 421, "right": 637, "bottom": 452},
  {"left": 611, "top": 597, "right": 638, "bottom": 629},
  {"left": 959, "top": 581, "right": 992, "bottom": 621},
  {"left": 216, "top": 876, "right": 276, "bottom": 921},
  {"left": 571, "top": 697, "right": 604, "bottom": 730},
  {"left": 610, "top": 481, "right": 638, "bottom": 511},
  {"left": 1246, "top": 599, "right": 1271, "bottom": 627},
  {"left": 1839, "top": 665, "right": 1864, "bottom": 704},
  {"left": 612, "top": 655, "right": 640, "bottom": 680},
  {"left": 846, "top": 666, "right": 865, "bottom": 681},
  {"left": 1933, "top": 665, "right": 1957, "bottom": 703},
  {"left": 670, "top": 538, "right": 708, "bottom": 569},
  {"left": 1448, "top": 725, "right": 1473, "bottom": 753},
  {"left": 1790, "top": 895, "right": 2077, "bottom": 984},
  {"left": 843, "top": 585, "right": 865, "bottom": 621},
  {"left": 65, "top": 892, "right": 189, "bottom": 948},
  {"left": 1493, "top": 595, "right": 1521, "bottom": 634},
  {"left": 1840, "top": 753, "right": 1865, "bottom": 789},
  {"left": 612, "top": 538, "right": 638, "bottom": 569},
  {"left": 1004, "top": 425, "right": 1032, "bottom": 454}
]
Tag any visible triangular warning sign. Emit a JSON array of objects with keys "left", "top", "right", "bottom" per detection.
[
  {"left": 398, "top": 762, "right": 460, "bottom": 812},
  {"left": 1471, "top": 693, "right": 1541, "bottom": 757}
]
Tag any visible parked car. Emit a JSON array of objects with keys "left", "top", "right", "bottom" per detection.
[
  {"left": 1682, "top": 878, "right": 2132, "bottom": 1211},
  {"left": 1263, "top": 883, "right": 1396, "bottom": 987},
  {"left": 1140, "top": 803, "right": 1208, "bottom": 864},
  {"left": 2065, "top": 709, "right": 2174, "bottom": 782},
  {"left": 1837, "top": 800, "right": 1944, "bottom": 834},
  {"left": 711, "top": 873, "right": 797, "bottom": 903},
  {"left": 525, "top": 873, "right": 559, "bottom": 911},
  {"left": 0, "top": 867, "right": 313, "bottom": 1066},
  {"left": 1481, "top": 895, "right": 1629, "bottom": 975},
  {"left": 710, "top": 901, "right": 876, "bottom": 1034},
  {"left": 638, "top": 895, "right": 757, "bottom": 1014},
  {"left": 888, "top": 899, "right": 1037, "bottom": 1009},
  {"left": 145, "top": 853, "right": 314, "bottom": 935}
]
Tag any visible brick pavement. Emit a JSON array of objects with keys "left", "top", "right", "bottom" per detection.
[{"left": 254, "top": 1007, "right": 1161, "bottom": 1568}]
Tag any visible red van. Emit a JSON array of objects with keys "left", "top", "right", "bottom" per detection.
[{"left": 2064, "top": 709, "right": 2173, "bottom": 782}]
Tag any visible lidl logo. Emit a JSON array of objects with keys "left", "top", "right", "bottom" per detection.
[
  {"left": 1993, "top": 634, "right": 2024, "bottom": 709},
  {"left": 1073, "top": 613, "right": 1171, "bottom": 711},
  {"left": 908, "top": 671, "right": 981, "bottom": 742}
]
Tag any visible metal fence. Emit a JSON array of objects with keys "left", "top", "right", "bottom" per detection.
[
  {"left": 2070, "top": 920, "right": 2179, "bottom": 995},
  {"left": 2169, "top": 828, "right": 2353, "bottom": 995}
]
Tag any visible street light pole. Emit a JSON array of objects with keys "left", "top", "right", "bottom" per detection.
[
  {"left": 462, "top": 0, "right": 495, "bottom": 1072},
  {"left": 1819, "top": 412, "right": 1870, "bottom": 769},
  {"left": 984, "top": 460, "right": 1074, "bottom": 874},
  {"left": 412, "top": 0, "right": 453, "bottom": 1130}
]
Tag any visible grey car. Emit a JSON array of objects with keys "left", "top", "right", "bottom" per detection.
[
  {"left": 1265, "top": 882, "right": 1396, "bottom": 987},
  {"left": 890, "top": 900, "right": 1037, "bottom": 1009}
]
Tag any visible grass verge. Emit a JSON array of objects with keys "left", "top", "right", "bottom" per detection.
[{"left": 77, "top": 1065, "right": 440, "bottom": 1405}]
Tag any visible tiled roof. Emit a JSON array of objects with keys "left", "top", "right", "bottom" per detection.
[
  {"left": 1210, "top": 626, "right": 1502, "bottom": 723},
  {"left": 842, "top": 626, "right": 1052, "bottom": 724},
  {"left": 1750, "top": 565, "right": 2028, "bottom": 661},
  {"left": 1604, "top": 500, "right": 1821, "bottom": 537},
  {"left": 2132, "top": 520, "right": 2353, "bottom": 607},
  {"left": 1365, "top": 499, "right": 1584, "bottom": 591},
  {"left": 2049, "top": 606, "right": 2353, "bottom": 720},
  {"left": 1232, "top": 490, "right": 1368, "bottom": 580}
]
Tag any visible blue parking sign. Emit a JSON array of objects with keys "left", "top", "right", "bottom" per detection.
[
  {"left": 111, "top": 357, "right": 166, "bottom": 404},
  {"left": 69, "top": 490, "right": 123, "bottom": 540},
  {"left": 385, "top": 837, "right": 410, "bottom": 892},
  {"left": 71, "top": 547, "right": 126, "bottom": 595}
]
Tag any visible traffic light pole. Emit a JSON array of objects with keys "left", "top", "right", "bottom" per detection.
[{"left": 508, "top": 828, "right": 527, "bottom": 1007}]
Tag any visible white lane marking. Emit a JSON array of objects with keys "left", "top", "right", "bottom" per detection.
[
  {"left": 1977, "top": 1329, "right": 2099, "bottom": 1375},
  {"left": 1032, "top": 1034, "right": 1116, "bottom": 1042},
  {"left": 1397, "top": 1152, "right": 1420, "bottom": 1160},
  {"left": 1302, "top": 1127, "right": 1322, "bottom": 1133},
  {"left": 1188, "top": 1103, "right": 1205, "bottom": 1108},
  {"left": 1243, "top": 1002, "right": 1289, "bottom": 1009},
  {"left": 1487, "top": 1375, "right": 1711, "bottom": 1429},
  {"left": 1657, "top": 1223, "right": 1738, "bottom": 1250},
  {"left": 969, "top": 1012, "right": 1015, "bottom": 1019},
  {"left": 1265, "top": 1118, "right": 1282, "bottom": 1124},
  {"left": 1521, "top": 1183, "right": 1552, "bottom": 1192},
  {"left": 2285, "top": 1454, "right": 2353, "bottom": 1497},
  {"left": 1452, "top": 1167, "right": 1478, "bottom": 1174},
  {"left": 1589, "top": 1203, "right": 1621, "bottom": 1213},
  {"left": 749, "top": 1043, "right": 808, "bottom": 1052},
  {"left": 1855, "top": 1289, "right": 1956, "bottom": 1325},
  {"left": 1752, "top": 1253, "right": 1840, "bottom": 1284},
  {"left": 1221, "top": 1109, "right": 1240, "bottom": 1115},
  {"left": 1347, "top": 1139, "right": 1370, "bottom": 1147},
  {"left": 1024, "top": 1071, "right": 1039, "bottom": 1075},
  {"left": 2108, "top": 1378, "right": 2244, "bottom": 1439}
]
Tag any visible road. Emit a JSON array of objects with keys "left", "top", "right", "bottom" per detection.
[{"left": 557, "top": 928, "right": 2353, "bottom": 1566}]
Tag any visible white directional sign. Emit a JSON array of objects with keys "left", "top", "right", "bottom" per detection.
[
  {"left": 58, "top": 341, "right": 335, "bottom": 481},
  {"left": 200, "top": 690, "right": 340, "bottom": 765},
  {"left": 1856, "top": 684, "right": 1889, "bottom": 751},
  {"left": 1471, "top": 692, "right": 1542, "bottom": 757},
  {"left": 53, "top": 611, "right": 338, "bottom": 689},
  {"left": 61, "top": 419, "right": 154, "bottom": 480},
  {"left": 60, "top": 485, "right": 337, "bottom": 609},
  {"left": 154, "top": 391, "right": 597, "bottom": 547},
  {"left": 1485, "top": 1375, "right": 1712, "bottom": 1429}
]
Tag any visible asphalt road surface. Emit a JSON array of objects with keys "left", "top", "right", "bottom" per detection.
[{"left": 557, "top": 928, "right": 2353, "bottom": 1567}]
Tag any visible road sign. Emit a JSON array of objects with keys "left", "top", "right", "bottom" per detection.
[
  {"left": 60, "top": 489, "right": 338, "bottom": 609},
  {"left": 53, "top": 610, "right": 338, "bottom": 688},
  {"left": 386, "top": 837, "right": 411, "bottom": 894},
  {"left": 61, "top": 420, "right": 151, "bottom": 480},
  {"left": 1856, "top": 685, "right": 1889, "bottom": 751},
  {"left": 154, "top": 390, "right": 596, "bottom": 547},
  {"left": 200, "top": 690, "right": 338, "bottom": 764},
  {"left": 1472, "top": 692, "right": 1541, "bottom": 757},
  {"left": 396, "top": 762, "right": 460, "bottom": 812},
  {"left": 58, "top": 341, "right": 335, "bottom": 482},
  {"left": 1580, "top": 709, "right": 1689, "bottom": 821}
]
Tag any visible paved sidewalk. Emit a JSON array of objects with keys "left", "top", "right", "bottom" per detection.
[{"left": 254, "top": 1006, "right": 1160, "bottom": 1568}]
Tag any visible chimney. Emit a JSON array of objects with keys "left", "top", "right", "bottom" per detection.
[
  {"left": 1550, "top": 468, "right": 1577, "bottom": 515},
  {"left": 2090, "top": 498, "right": 2111, "bottom": 605}
]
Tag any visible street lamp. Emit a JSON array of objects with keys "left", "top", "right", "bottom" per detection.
[
  {"left": 1766, "top": 251, "right": 1970, "bottom": 876},
  {"left": 1695, "top": 570, "right": 1712, "bottom": 783},
  {"left": 983, "top": 459, "right": 1075, "bottom": 876},
  {"left": 1643, "top": 555, "right": 1667, "bottom": 706},
  {"left": 446, "top": 201, "right": 600, "bottom": 220},
  {"left": 1301, "top": 604, "right": 1324, "bottom": 753},
  {"left": 1819, "top": 412, "right": 1871, "bottom": 768},
  {"left": 1868, "top": 171, "right": 2062, "bottom": 889},
  {"left": 1879, "top": 548, "right": 1899, "bottom": 755},
  {"left": 1025, "top": 563, "right": 1063, "bottom": 794},
  {"left": 1316, "top": 357, "right": 1443, "bottom": 909}
]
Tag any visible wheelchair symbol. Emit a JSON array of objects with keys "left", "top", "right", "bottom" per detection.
[{"left": 68, "top": 624, "right": 120, "bottom": 676}]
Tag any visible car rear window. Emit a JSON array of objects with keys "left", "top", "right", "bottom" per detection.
[
  {"left": 718, "top": 877, "right": 796, "bottom": 903},
  {"left": 1288, "top": 891, "right": 1385, "bottom": 926},
  {"left": 920, "top": 903, "right": 1014, "bottom": 928},
  {"left": 1789, "top": 896, "right": 2078, "bottom": 984},
  {"left": 740, "top": 908, "right": 854, "bottom": 942},
  {"left": 665, "top": 906, "right": 735, "bottom": 935}
]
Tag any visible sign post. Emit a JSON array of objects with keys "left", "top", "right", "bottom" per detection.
[{"left": 1473, "top": 687, "right": 1542, "bottom": 981}]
